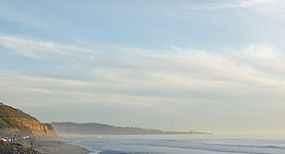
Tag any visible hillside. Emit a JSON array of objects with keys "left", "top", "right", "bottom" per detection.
[
  {"left": 52, "top": 122, "right": 207, "bottom": 135},
  {"left": 0, "top": 102, "right": 56, "bottom": 136}
]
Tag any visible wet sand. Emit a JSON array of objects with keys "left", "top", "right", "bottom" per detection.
[{"left": 33, "top": 140, "right": 91, "bottom": 154}]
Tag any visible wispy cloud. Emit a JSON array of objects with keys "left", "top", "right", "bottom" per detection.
[
  {"left": 0, "top": 70, "right": 180, "bottom": 108},
  {"left": 0, "top": 4, "right": 50, "bottom": 31},
  {"left": 0, "top": 35, "right": 96, "bottom": 60},
  {"left": 2, "top": 36, "right": 285, "bottom": 107},
  {"left": 2, "top": 35, "right": 285, "bottom": 131},
  {"left": 183, "top": 0, "right": 279, "bottom": 11}
]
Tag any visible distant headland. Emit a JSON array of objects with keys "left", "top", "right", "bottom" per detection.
[{"left": 51, "top": 122, "right": 211, "bottom": 135}]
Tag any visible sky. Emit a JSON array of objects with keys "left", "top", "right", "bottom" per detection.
[{"left": 1, "top": 0, "right": 285, "bottom": 134}]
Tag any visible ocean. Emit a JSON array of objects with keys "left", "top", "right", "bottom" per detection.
[{"left": 58, "top": 134, "right": 285, "bottom": 154}]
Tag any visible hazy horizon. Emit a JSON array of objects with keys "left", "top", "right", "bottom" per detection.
[{"left": 1, "top": 0, "right": 285, "bottom": 135}]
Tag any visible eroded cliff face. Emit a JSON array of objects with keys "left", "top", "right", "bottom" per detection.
[
  {"left": 13, "top": 118, "right": 57, "bottom": 136},
  {"left": 0, "top": 103, "right": 57, "bottom": 137}
]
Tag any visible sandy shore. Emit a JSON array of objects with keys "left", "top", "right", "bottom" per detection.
[{"left": 33, "top": 140, "right": 92, "bottom": 154}]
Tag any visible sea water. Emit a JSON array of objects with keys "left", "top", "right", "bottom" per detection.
[{"left": 58, "top": 134, "right": 285, "bottom": 154}]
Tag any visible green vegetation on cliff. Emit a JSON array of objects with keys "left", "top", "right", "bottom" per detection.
[
  {"left": 0, "top": 117, "right": 13, "bottom": 129},
  {"left": 0, "top": 102, "right": 56, "bottom": 136},
  {"left": 0, "top": 103, "right": 37, "bottom": 130}
]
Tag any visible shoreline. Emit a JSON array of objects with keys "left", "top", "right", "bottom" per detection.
[{"left": 33, "top": 139, "right": 92, "bottom": 154}]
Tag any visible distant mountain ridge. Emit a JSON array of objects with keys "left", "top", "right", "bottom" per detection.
[
  {"left": 52, "top": 122, "right": 208, "bottom": 135},
  {"left": 0, "top": 102, "right": 56, "bottom": 136}
]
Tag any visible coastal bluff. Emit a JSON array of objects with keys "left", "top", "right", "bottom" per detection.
[{"left": 0, "top": 102, "right": 56, "bottom": 137}]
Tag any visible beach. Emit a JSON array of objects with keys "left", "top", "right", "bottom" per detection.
[{"left": 33, "top": 140, "right": 91, "bottom": 154}]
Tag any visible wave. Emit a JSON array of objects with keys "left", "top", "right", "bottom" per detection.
[
  {"left": 59, "top": 135, "right": 285, "bottom": 154},
  {"left": 99, "top": 150, "right": 158, "bottom": 154},
  {"left": 202, "top": 143, "right": 285, "bottom": 150}
]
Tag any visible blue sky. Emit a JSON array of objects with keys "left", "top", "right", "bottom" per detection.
[{"left": 1, "top": 0, "right": 285, "bottom": 134}]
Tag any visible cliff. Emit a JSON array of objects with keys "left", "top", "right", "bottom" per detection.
[{"left": 0, "top": 102, "right": 56, "bottom": 137}]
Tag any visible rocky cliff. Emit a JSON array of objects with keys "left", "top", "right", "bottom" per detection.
[{"left": 0, "top": 102, "right": 56, "bottom": 137}]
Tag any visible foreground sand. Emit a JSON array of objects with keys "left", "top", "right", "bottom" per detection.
[{"left": 33, "top": 140, "right": 91, "bottom": 154}]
